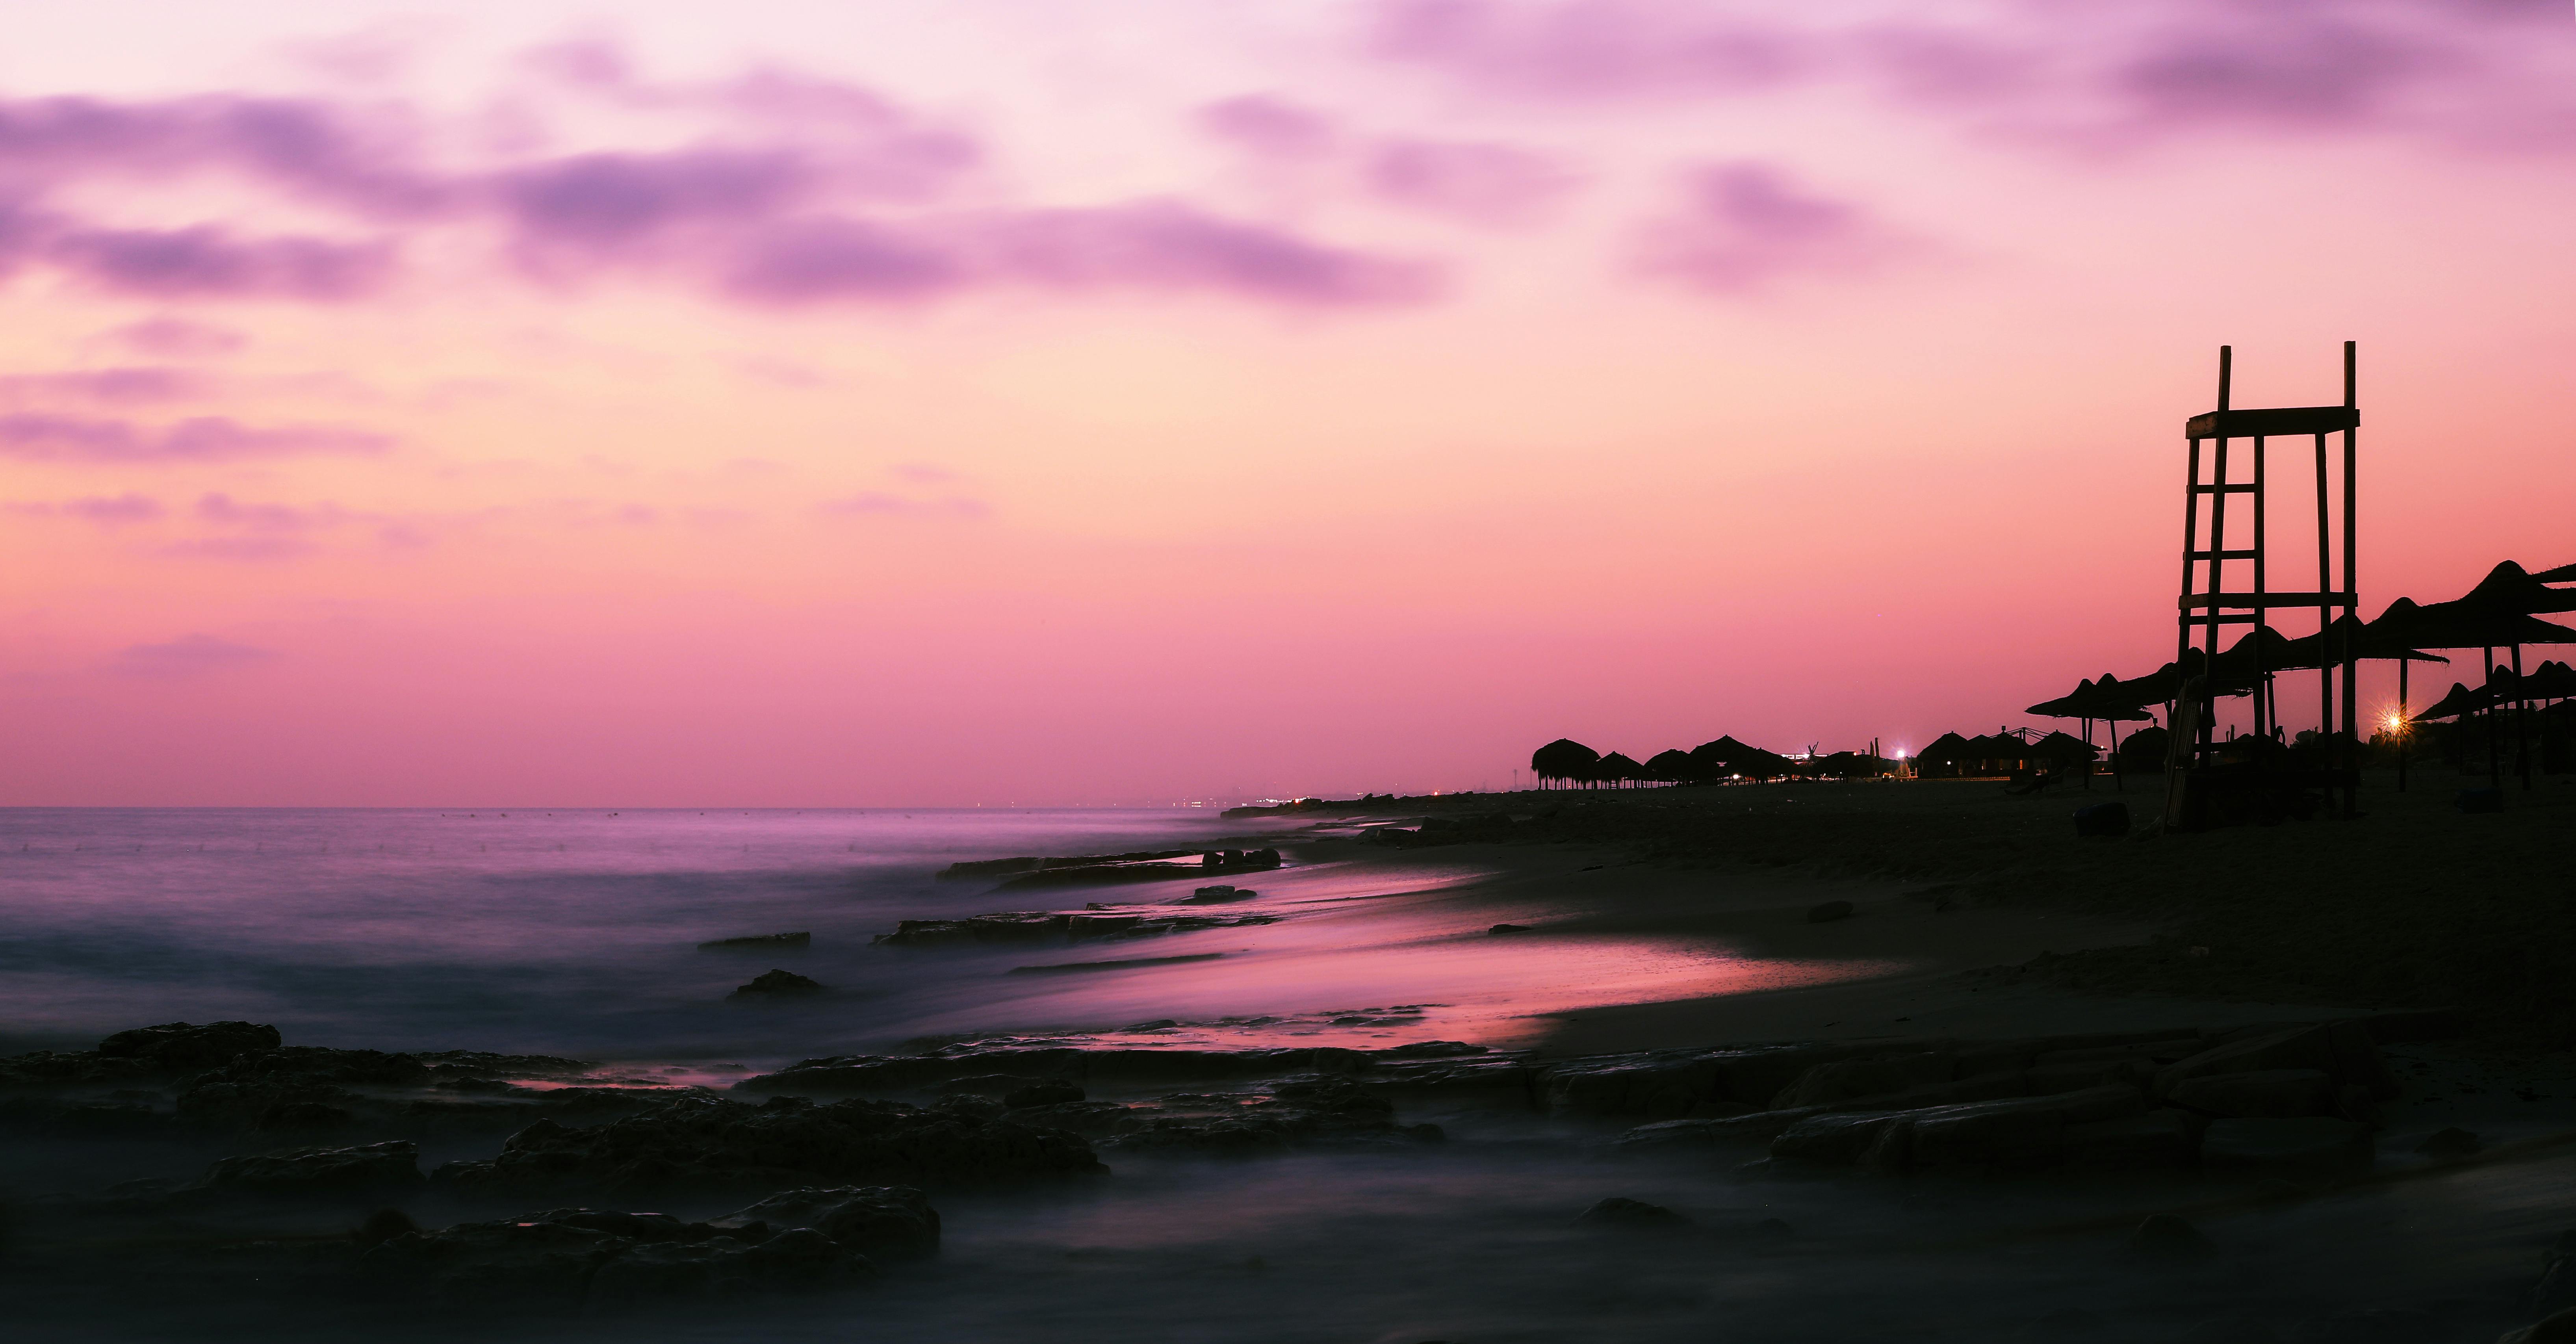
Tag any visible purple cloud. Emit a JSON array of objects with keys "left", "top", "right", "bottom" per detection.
[
  {"left": 818, "top": 492, "right": 988, "bottom": 519},
  {"left": 0, "top": 413, "right": 390, "bottom": 463},
  {"left": 107, "top": 317, "right": 247, "bottom": 358},
  {"left": 51, "top": 226, "right": 393, "bottom": 300},
  {"left": 1, "top": 492, "right": 165, "bottom": 525},
  {"left": 1366, "top": 0, "right": 2576, "bottom": 153},
  {"left": 723, "top": 218, "right": 963, "bottom": 302},
  {"left": 108, "top": 632, "right": 276, "bottom": 677},
  {"left": 196, "top": 492, "right": 327, "bottom": 530},
  {"left": 984, "top": 202, "right": 1442, "bottom": 305},
  {"left": 0, "top": 367, "right": 205, "bottom": 405},
  {"left": 1199, "top": 97, "right": 1341, "bottom": 158},
  {"left": 1370, "top": 0, "right": 1812, "bottom": 99},
  {"left": 1635, "top": 162, "right": 1908, "bottom": 294},
  {"left": 0, "top": 49, "right": 1430, "bottom": 315},
  {"left": 1365, "top": 139, "right": 1578, "bottom": 225},
  {"left": 161, "top": 535, "right": 317, "bottom": 561}
]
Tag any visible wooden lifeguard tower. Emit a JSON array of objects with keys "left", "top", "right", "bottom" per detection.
[{"left": 2170, "top": 342, "right": 2360, "bottom": 822}]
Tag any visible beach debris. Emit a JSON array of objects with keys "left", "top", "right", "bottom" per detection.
[
  {"left": 2072, "top": 801, "right": 2130, "bottom": 838},
  {"left": 697, "top": 932, "right": 811, "bottom": 951},
  {"left": 1180, "top": 884, "right": 1256, "bottom": 903},
  {"left": 355, "top": 1190, "right": 932, "bottom": 1313},
  {"left": 2416, "top": 1126, "right": 2484, "bottom": 1157},
  {"left": 732, "top": 969, "right": 824, "bottom": 997},
  {"left": 1488, "top": 923, "right": 1533, "bottom": 934},
  {"left": 1573, "top": 1196, "right": 1692, "bottom": 1231},
  {"left": 430, "top": 1094, "right": 1103, "bottom": 1199},
  {"left": 1805, "top": 900, "right": 1856, "bottom": 923}
]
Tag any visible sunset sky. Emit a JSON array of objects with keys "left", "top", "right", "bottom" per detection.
[{"left": 5, "top": 0, "right": 2574, "bottom": 806}]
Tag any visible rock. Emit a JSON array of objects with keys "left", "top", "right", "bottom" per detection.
[
  {"left": 357, "top": 1202, "right": 881, "bottom": 1314},
  {"left": 2156, "top": 1021, "right": 2400, "bottom": 1101},
  {"left": 2527, "top": 1231, "right": 2576, "bottom": 1317},
  {"left": 189, "top": 1140, "right": 425, "bottom": 1198},
  {"left": 1574, "top": 1197, "right": 1692, "bottom": 1230},
  {"left": 707, "top": 1186, "right": 939, "bottom": 1260},
  {"left": 698, "top": 932, "right": 811, "bottom": 950},
  {"left": 96, "top": 1020, "right": 281, "bottom": 1070},
  {"left": 2073, "top": 802, "right": 2130, "bottom": 837},
  {"left": 1098, "top": 1076, "right": 1433, "bottom": 1155},
  {"left": 1488, "top": 923, "right": 1533, "bottom": 934},
  {"left": 1806, "top": 900, "right": 1856, "bottom": 923},
  {"left": 2065, "top": 1110, "right": 2200, "bottom": 1168},
  {"left": 1896, "top": 1086, "right": 2146, "bottom": 1173},
  {"left": 2416, "top": 1127, "right": 2484, "bottom": 1158},
  {"left": 1180, "top": 885, "right": 1256, "bottom": 904},
  {"left": 2128, "top": 1213, "right": 2214, "bottom": 1259},
  {"left": 1002, "top": 1081, "right": 1084, "bottom": 1108},
  {"left": 355, "top": 1207, "right": 422, "bottom": 1246},
  {"left": 1771, "top": 1112, "right": 1909, "bottom": 1165},
  {"left": 732, "top": 969, "right": 824, "bottom": 997},
  {"left": 2498, "top": 1309, "right": 2576, "bottom": 1344},
  {"left": 1772, "top": 1051, "right": 1954, "bottom": 1109},
  {"left": 2198, "top": 1117, "right": 2371, "bottom": 1173},
  {"left": 2168, "top": 1069, "right": 2335, "bottom": 1119},
  {"left": 429, "top": 1094, "right": 1103, "bottom": 1199}
]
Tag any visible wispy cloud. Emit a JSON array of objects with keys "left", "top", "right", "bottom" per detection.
[
  {"left": 0, "top": 50, "right": 1439, "bottom": 312},
  {"left": 2, "top": 491, "right": 165, "bottom": 524},
  {"left": 0, "top": 413, "right": 389, "bottom": 463},
  {"left": 104, "top": 317, "right": 247, "bottom": 358},
  {"left": 1634, "top": 161, "right": 1916, "bottom": 295},
  {"left": 107, "top": 632, "right": 277, "bottom": 677},
  {"left": 818, "top": 491, "right": 989, "bottom": 520},
  {"left": 0, "top": 367, "right": 208, "bottom": 406}
]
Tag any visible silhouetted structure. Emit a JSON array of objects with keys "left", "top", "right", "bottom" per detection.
[
  {"left": 2169, "top": 343, "right": 2361, "bottom": 826},
  {"left": 1529, "top": 738, "right": 1600, "bottom": 789}
]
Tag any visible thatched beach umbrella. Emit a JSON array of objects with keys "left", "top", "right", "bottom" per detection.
[
  {"left": 2372, "top": 574, "right": 2576, "bottom": 789},
  {"left": 1643, "top": 748, "right": 1693, "bottom": 783},
  {"left": 1596, "top": 752, "right": 1644, "bottom": 789},
  {"left": 2407, "top": 681, "right": 2491, "bottom": 723},
  {"left": 1530, "top": 738, "right": 1599, "bottom": 790},
  {"left": 2024, "top": 676, "right": 2155, "bottom": 790}
]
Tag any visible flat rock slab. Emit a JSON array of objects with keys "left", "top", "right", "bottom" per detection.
[{"left": 2199, "top": 1116, "right": 2370, "bottom": 1172}]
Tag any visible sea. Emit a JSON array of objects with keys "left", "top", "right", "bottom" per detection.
[{"left": 0, "top": 806, "right": 1830, "bottom": 1071}]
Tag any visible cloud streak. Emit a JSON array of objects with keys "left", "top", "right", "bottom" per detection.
[
  {"left": 0, "top": 53, "right": 1437, "bottom": 313},
  {"left": 1634, "top": 161, "right": 1913, "bottom": 294},
  {"left": 0, "top": 413, "right": 390, "bottom": 463},
  {"left": 107, "top": 633, "right": 276, "bottom": 678}
]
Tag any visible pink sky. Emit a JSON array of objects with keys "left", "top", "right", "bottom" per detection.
[{"left": 5, "top": 0, "right": 2575, "bottom": 806}]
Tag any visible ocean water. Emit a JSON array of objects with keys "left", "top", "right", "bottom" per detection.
[{"left": 0, "top": 807, "right": 1866, "bottom": 1070}]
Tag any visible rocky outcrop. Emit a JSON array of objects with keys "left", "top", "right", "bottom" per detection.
[
  {"left": 1607, "top": 1015, "right": 2430, "bottom": 1178},
  {"left": 994, "top": 849, "right": 1282, "bottom": 891},
  {"left": 697, "top": 932, "right": 811, "bottom": 950},
  {"left": 871, "top": 909, "right": 1279, "bottom": 947},
  {"left": 186, "top": 1140, "right": 426, "bottom": 1198},
  {"left": 731, "top": 969, "right": 824, "bottom": 997},
  {"left": 737, "top": 1040, "right": 1513, "bottom": 1097},
  {"left": 356, "top": 1190, "right": 931, "bottom": 1314},
  {"left": 1093, "top": 1076, "right": 1444, "bottom": 1156},
  {"left": 429, "top": 1094, "right": 1103, "bottom": 1200}
]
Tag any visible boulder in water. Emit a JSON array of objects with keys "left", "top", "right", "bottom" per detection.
[
  {"left": 1574, "top": 1197, "right": 1692, "bottom": 1231},
  {"left": 97, "top": 1021, "right": 281, "bottom": 1070},
  {"left": 732, "top": 969, "right": 824, "bottom": 997},
  {"left": 188, "top": 1139, "right": 425, "bottom": 1198}
]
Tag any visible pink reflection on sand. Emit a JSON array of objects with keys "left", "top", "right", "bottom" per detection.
[{"left": 894, "top": 855, "right": 1907, "bottom": 1049}]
